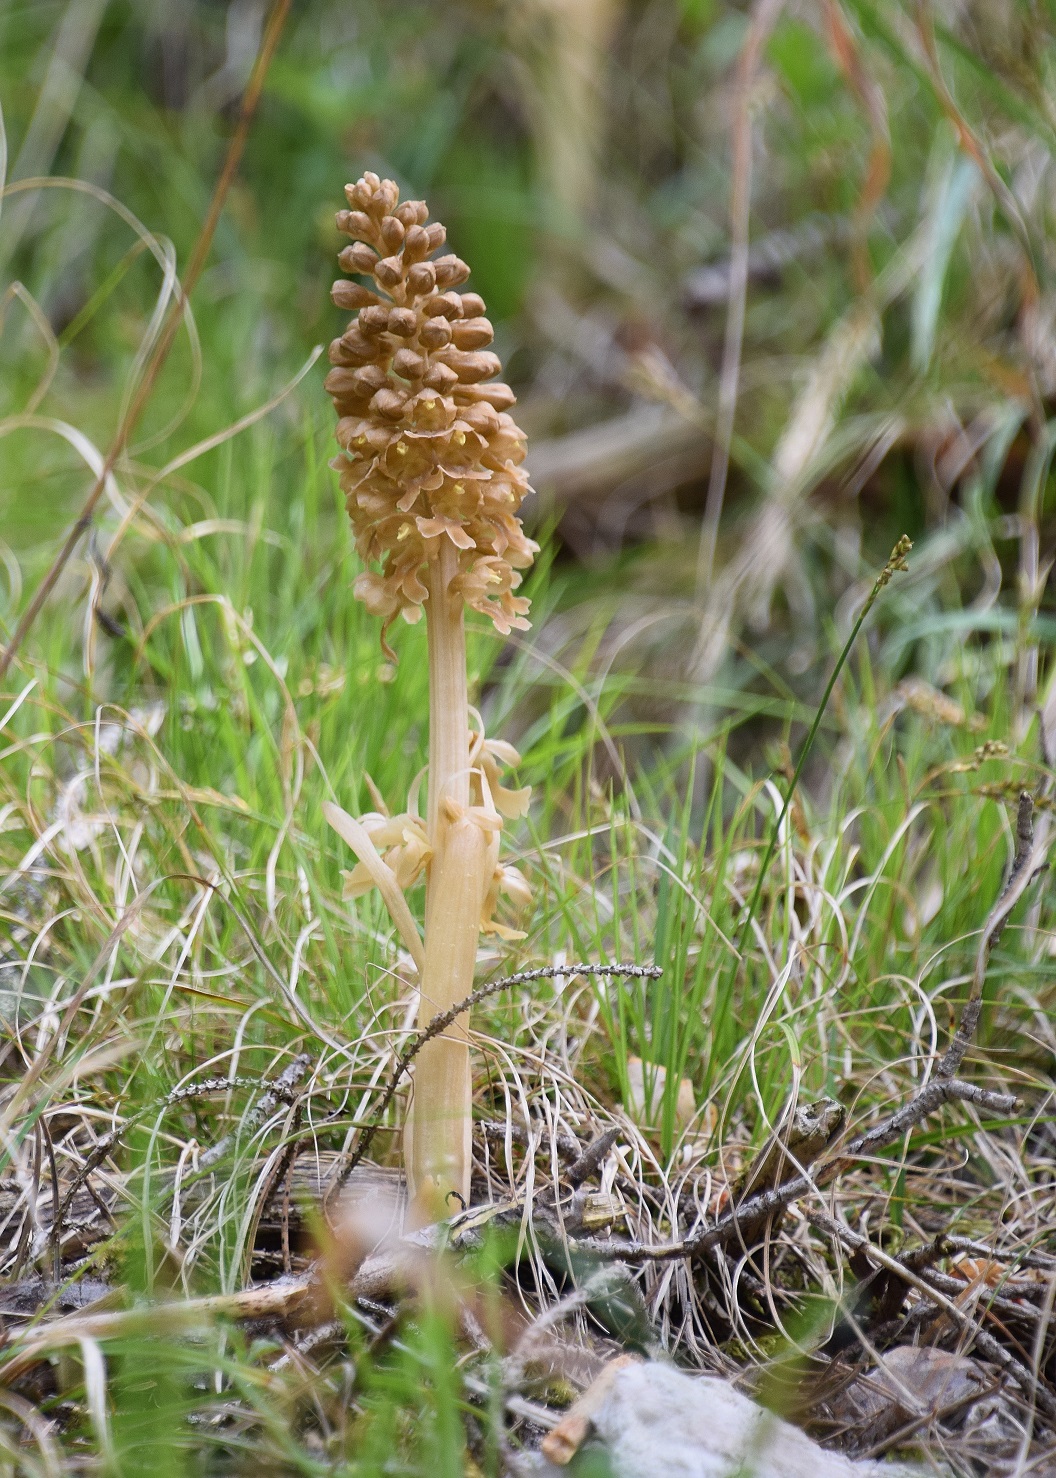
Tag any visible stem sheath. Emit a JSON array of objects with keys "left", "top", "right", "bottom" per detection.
[{"left": 405, "top": 540, "right": 485, "bottom": 1225}]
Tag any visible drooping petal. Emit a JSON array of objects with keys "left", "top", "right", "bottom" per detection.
[{"left": 324, "top": 801, "right": 425, "bottom": 972}]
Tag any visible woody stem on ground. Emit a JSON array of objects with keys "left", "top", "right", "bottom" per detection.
[{"left": 404, "top": 539, "right": 487, "bottom": 1224}]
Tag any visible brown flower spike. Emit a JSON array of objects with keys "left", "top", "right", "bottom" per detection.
[
  {"left": 325, "top": 172, "right": 537, "bottom": 655},
  {"left": 324, "top": 174, "right": 536, "bottom": 1226}
]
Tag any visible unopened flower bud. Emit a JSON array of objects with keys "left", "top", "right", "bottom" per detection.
[
  {"left": 323, "top": 366, "right": 362, "bottom": 397},
  {"left": 395, "top": 200, "right": 429, "bottom": 227},
  {"left": 349, "top": 365, "right": 388, "bottom": 398},
  {"left": 402, "top": 225, "right": 432, "bottom": 263},
  {"left": 433, "top": 255, "right": 471, "bottom": 288},
  {"left": 374, "top": 256, "right": 403, "bottom": 288},
  {"left": 374, "top": 179, "right": 399, "bottom": 213},
  {"left": 331, "top": 279, "right": 380, "bottom": 311},
  {"left": 371, "top": 387, "right": 408, "bottom": 421},
  {"left": 329, "top": 336, "right": 370, "bottom": 367},
  {"left": 419, "top": 362, "right": 457, "bottom": 392},
  {"left": 339, "top": 242, "right": 379, "bottom": 274},
  {"left": 340, "top": 209, "right": 375, "bottom": 239},
  {"left": 455, "top": 383, "right": 517, "bottom": 411},
  {"left": 393, "top": 348, "right": 426, "bottom": 380},
  {"left": 420, "top": 317, "right": 452, "bottom": 349},
  {"left": 406, "top": 262, "right": 437, "bottom": 296},
  {"left": 451, "top": 318, "right": 495, "bottom": 350},
  {"left": 338, "top": 326, "right": 377, "bottom": 360},
  {"left": 358, "top": 305, "right": 390, "bottom": 335},
  {"left": 386, "top": 308, "right": 418, "bottom": 337},
  {"left": 435, "top": 348, "right": 502, "bottom": 384},
  {"left": 421, "top": 293, "right": 464, "bottom": 320}
]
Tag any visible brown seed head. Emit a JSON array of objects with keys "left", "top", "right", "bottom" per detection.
[{"left": 326, "top": 172, "right": 538, "bottom": 644}]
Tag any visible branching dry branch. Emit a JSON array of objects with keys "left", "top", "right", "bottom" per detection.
[{"left": 807, "top": 1207, "right": 1056, "bottom": 1421}]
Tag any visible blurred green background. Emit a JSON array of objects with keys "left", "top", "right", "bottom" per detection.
[{"left": 6, "top": 0, "right": 1054, "bottom": 637}]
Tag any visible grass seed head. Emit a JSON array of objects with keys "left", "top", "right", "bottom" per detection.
[{"left": 327, "top": 172, "right": 538, "bottom": 648}]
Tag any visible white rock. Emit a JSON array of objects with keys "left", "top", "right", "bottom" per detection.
[{"left": 520, "top": 1361, "right": 923, "bottom": 1477}]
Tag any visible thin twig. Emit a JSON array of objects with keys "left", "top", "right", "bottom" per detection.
[
  {"left": 478, "top": 1120, "right": 582, "bottom": 1162},
  {"left": 571, "top": 1068, "right": 1019, "bottom": 1268},
  {"left": 52, "top": 1070, "right": 305, "bottom": 1237},
  {"left": 41, "top": 1116, "right": 61, "bottom": 1282},
  {"left": 240, "top": 1105, "right": 305, "bottom": 1287},
  {"left": 566, "top": 1128, "right": 622, "bottom": 1189}
]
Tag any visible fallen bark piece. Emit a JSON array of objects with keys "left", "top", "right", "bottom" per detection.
[
  {"left": 521, "top": 1361, "right": 922, "bottom": 1477},
  {"left": 541, "top": 1354, "right": 641, "bottom": 1464}
]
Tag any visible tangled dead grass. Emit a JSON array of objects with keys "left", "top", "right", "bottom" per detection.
[{"left": 2, "top": 658, "right": 1056, "bottom": 1473}]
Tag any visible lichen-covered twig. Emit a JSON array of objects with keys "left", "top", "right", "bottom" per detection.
[
  {"left": 199, "top": 1053, "right": 312, "bottom": 1170},
  {"left": 324, "top": 963, "right": 661, "bottom": 1210},
  {"left": 49, "top": 1064, "right": 311, "bottom": 1249}
]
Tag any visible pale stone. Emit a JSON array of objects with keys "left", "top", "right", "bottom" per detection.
[
  {"left": 519, "top": 1361, "right": 923, "bottom": 1477},
  {"left": 624, "top": 1057, "right": 697, "bottom": 1128}
]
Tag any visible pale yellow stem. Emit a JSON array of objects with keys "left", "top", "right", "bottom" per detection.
[
  {"left": 404, "top": 804, "right": 489, "bottom": 1224},
  {"left": 425, "top": 540, "right": 469, "bottom": 830},
  {"left": 404, "top": 540, "right": 488, "bottom": 1226}
]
